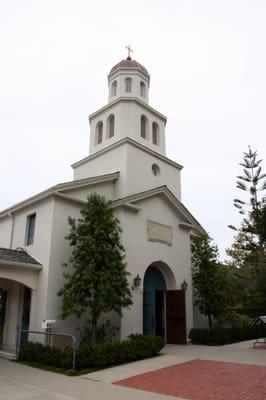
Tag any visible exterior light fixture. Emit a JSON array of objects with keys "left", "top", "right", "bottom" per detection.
[
  {"left": 181, "top": 280, "right": 188, "bottom": 291},
  {"left": 133, "top": 274, "right": 141, "bottom": 288}
]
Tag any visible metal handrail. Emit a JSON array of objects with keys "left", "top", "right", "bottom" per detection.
[{"left": 16, "top": 327, "right": 77, "bottom": 370}]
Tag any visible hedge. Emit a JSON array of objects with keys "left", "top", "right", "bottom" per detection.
[
  {"left": 189, "top": 326, "right": 265, "bottom": 346},
  {"left": 19, "top": 334, "right": 164, "bottom": 370}
]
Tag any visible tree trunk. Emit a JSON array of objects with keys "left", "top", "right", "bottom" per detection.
[
  {"left": 91, "top": 318, "right": 97, "bottom": 343},
  {"left": 208, "top": 313, "right": 213, "bottom": 330}
]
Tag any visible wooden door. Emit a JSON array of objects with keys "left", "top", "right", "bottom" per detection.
[{"left": 166, "top": 290, "right": 187, "bottom": 344}]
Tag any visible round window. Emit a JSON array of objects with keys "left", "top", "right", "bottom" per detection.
[{"left": 151, "top": 164, "right": 160, "bottom": 176}]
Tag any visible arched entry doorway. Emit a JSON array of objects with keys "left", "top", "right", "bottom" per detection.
[
  {"left": 0, "top": 279, "right": 32, "bottom": 352},
  {"left": 143, "top": 265, "right": 166, "bottom": 337},
  {"left": 143, "top": 264, "right": 187, "bottom": 344}
]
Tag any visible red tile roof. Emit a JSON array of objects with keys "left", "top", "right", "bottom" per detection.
[{"left": 109, "top": 59, "right": 150, "bottom": 78}]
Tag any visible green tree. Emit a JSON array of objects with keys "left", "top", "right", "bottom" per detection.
[
  {"left": 227, "top": 148, "right": 266, "bottom": 316},
  {"left": 229, "top": 147, "right": 266, "bottom": 236},
  {"left": 191, "top": 235, "right": 230, "bottom": 330},
  {"left": 58, "top": 193, "right": 132, "bottom": 342}
]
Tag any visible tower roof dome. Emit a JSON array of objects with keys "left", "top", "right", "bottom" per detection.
[{"left": 109, "top": 58, "right": 150, "bottom": 79}]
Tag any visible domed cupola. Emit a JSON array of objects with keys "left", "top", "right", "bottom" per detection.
[
  {"left": 87, "top": 52, "right": 167, "bottom": 157},
  {"left": 108, "top": 56, "right": 150, "bottom": 103}
]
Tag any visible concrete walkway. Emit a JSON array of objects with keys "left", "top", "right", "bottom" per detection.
[
  {"left": 0, "top": 357, "right": 176, "bottom": 400},
  {"left": 0, "top": 340, "right": 265, "bottom": 400},
  {"left": 82, "top": 339, "right": 266, "bottom": 383}
]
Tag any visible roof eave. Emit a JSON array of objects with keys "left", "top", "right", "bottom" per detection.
[
  {"left": 0, "top": 172, "right": 120, "bottom": 218},
  {"left": 0, "top": 260, "right": 42, "bottom": 271}
]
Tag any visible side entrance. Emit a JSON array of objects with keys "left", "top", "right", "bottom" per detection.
[{"left": 143, "top": 265, "right": 187, "bottom": 344}]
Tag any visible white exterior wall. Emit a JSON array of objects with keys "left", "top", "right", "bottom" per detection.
[
  {"left": 126, "top": 144, "right": 181, "bottom": 199},
  {"left": 119, "top": 101, "right": 166, "bottom": 154},
  {"left": 46, "top": 179, "right": 120, "bottom": 337},
  {"left": 0, "top": 216, "right": 13, "bottom": 248},
  {"left": 89, "top": 101, "right": 166, "bottom": 156},
  {"left": 60, "top": 181, "right": 115, "bottom": 202},
  {"left": 9, "top": 199, "right": 54, "bottom": 333},
  {"left": 89, "top": 102, "right": 122, "bottom": 154},
  {"left": 73, "top": 144, "right": 127, "bottom": 198},
  {"left": 73, "top": 142, "right": 181, "bottom": 200},
  {"left": 46, "top": 199, "right": 83, "bottom": 337},
  {"left": 117, "top": 195, "right": 193, "bottom": 340}
]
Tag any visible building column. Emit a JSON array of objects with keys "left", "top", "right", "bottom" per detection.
[{"left": 29, "top": 289, "right": 37, "bottom": 331}]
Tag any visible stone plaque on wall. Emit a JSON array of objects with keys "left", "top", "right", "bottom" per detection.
[{"left": 147, "top": 220, "right": 173, "bottom": 246}]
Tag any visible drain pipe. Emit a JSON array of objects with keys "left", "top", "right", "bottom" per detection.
[{"left": 8, "top": 212, "right": 15, "bottom": 248}]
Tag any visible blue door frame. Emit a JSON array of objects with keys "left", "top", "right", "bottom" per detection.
[{"left": 143, "top": 266, "right": 166, "bottom": 336}]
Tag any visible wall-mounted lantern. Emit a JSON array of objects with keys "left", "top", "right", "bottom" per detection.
[
  {"left": 133, "top": 274, "right": 141, "bottom": 289},
  {"left": 181, "top": 280, "right": 188, "bottom": 291}
]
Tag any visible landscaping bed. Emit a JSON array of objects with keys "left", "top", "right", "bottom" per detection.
[
  {"left": 18, "top": 334, "right": 164, "bottom": 372},
  {"left": 189, "top": 326, "right": 265, "bottom": 345}
]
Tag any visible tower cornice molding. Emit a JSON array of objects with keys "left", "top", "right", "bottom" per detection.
[
  {"left": 72, "top": 137, "right": 182, "bottom": 170},
  {"left": 89, "top": 97, "right": 167, "bottom": 123}
]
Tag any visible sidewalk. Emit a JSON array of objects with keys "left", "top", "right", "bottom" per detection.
[
  {"left": 0, "top": 340, "right": 265, "bottom": 400},
  {"left": 81, "top": 339, "right": 266, "bottom": 383},
  {"left": 0, "top": 356, "right": 176, "bottom": 400}
]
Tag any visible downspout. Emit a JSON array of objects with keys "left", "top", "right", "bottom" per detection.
[{"left": 8, "top": 212, "right": 15, "bottom": 249}]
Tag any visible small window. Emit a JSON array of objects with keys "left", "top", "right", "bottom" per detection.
[
  {"left": 111, "top": 81, "right": 117, "bottom": 96},
  {"left": 141, "top": 115, "right": 147, "bottom": 139},
  {"left": 152, "top": 164, "right": 160, "bottom": 176},
  {"left": 25, "top": 213, "right": 36, "bottom": 246},
  {"left": 107, "top": 115, "right": 115, "bottom": 138},
  {"left": 152, "top": 122, "right": 159, "bottom": 145},
  {"left": 96, "top": 121, "right": 103, "bottom": 144},
  {"left": 125, "top": 78, "right": 132, "bottom": 93},
  {"left": 140, "top": 81, "right": 145, "bottom": 97}
]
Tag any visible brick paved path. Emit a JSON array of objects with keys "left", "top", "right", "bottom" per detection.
[{"left": 114, "top": 359, "right": 266, "bottom": 400}]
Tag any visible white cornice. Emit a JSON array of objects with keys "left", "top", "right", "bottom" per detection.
[
  {"left": 72, "top": 138, "right": 183, "bottom": 170},
  {"left": 0, "top": 172, "right": 119, "bottom": 218},
  {"left": 88, "top": 97, "right": 167, "bottom": 122}
]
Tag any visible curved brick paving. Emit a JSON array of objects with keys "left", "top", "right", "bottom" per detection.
[{"left": 114, "top": 359, "right": 266, "bottom": 400}]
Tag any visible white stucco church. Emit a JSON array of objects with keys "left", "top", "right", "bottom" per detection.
[{"left": 0, "top": 54, "right": 205, "bottom": 354}]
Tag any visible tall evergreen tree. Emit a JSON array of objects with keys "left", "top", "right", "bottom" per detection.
[
  {"left": 227, "top": 148, "right": 266, "bottom": 316},
  {"left": 191, "top": 235, "right": 230, "bottom": 330},
  {"left": 229, "top": 147, "right": 266, "bottom": 235},
  {"left": 58, "top": 193, "right": 132, "bottom": 342}
]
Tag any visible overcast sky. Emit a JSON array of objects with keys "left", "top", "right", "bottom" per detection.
[{"left": 0, "top": 0, "right": 265, "bottom": 260}]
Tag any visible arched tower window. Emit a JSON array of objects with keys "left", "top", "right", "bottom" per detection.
[
  {"left": 125, "top": 78, "right": 132, "bottom": 93},
  {"left": 111, "top": 81, "right": 117, "bottom": 97},
  {"left": 96, "top": 121, "right": 103, "bottom": 145},
  {"left": 107, "top": 114, "right": 115, "bottom": 138},
  {"left": 152, "top": 122, "right": 159, "bottom": 145},
  {"left": 141, "top": 115, "right": 147, "bottom": 139},
  {"left": 140, "top": 81, "right": 146, "bottom": 97}
]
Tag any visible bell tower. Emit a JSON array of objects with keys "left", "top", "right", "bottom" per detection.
[{"left": 88, "top": 55, "right": 167, "bottom": 156}]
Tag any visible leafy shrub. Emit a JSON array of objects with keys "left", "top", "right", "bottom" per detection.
[
  {"left": 216, "top": 312, "right": 252, "bottom": 328},
  {"left": 79, "top": 319, "right": 118, "bottom": 345},
  {"left": 19, "top": 335, "right": 164, "bottom": 371},
  {"left": 189, "top": 326, "right": 265, "bottom": 345},
  {"left": 19, "top": 342, "right": 72, "bottom": 369}
]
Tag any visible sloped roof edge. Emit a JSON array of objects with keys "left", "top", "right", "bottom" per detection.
[
  {"left": 0, "top": 172, "right": 120, "bottom": 218},
  {"left": 0, "top": 247, "right": 42, "bottom": 269},
  {"left": 113, "top": 185, "right": 206, "bottom": 234}
]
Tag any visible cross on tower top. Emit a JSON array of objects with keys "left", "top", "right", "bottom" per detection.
[{"left": 126, "top": 45, "right": 133, "bottom": 60}]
